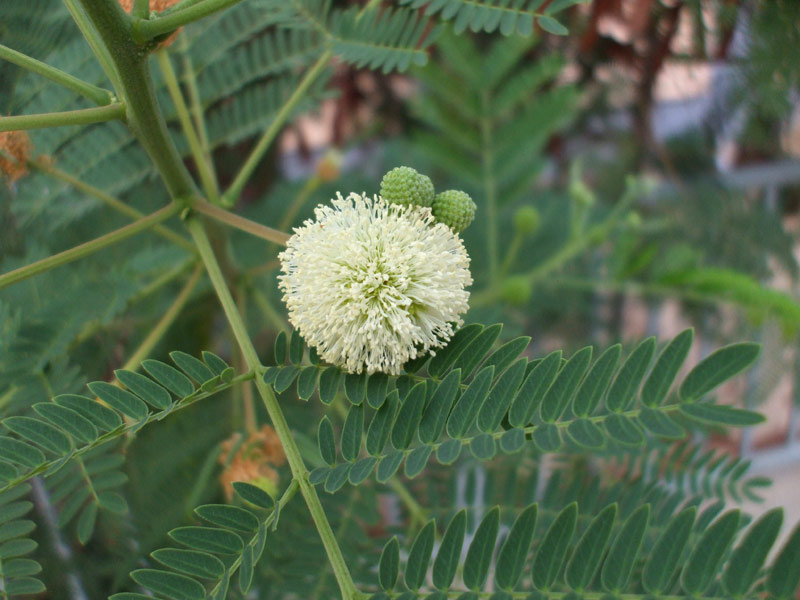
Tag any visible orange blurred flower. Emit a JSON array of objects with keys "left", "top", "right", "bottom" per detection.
[
  {"left": 0, "top": 130, "right": 31, "bottom": 185},
  {"left": 218, "top": 425, "right": 286, "bottom": 501}
]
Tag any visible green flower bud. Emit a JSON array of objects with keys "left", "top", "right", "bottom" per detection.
[
  {"left": 432, "top": 190, "right": 476, "bottom": 233},
  {"left": 501, "top": 275, "right": 532, "bottom": 305},
  {"left": 513, "top": 206, "right": 540, "bottom": 235},
  {"left": 380, "top": 166, "right": 435, "bottom": 208}
]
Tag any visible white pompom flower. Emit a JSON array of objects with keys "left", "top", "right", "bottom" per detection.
[{"left": 278, "top": 192, "right": 472, "bottom": 375}]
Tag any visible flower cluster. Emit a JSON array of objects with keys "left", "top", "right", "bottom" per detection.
[
  {"left": 218, "top": 425, "right": 285, "bottom": 501},
  {"left": 279, "top": 192, "right": 472, "bottom": 375}
]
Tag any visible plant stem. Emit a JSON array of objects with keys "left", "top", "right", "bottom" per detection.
[
  {"left": 193, "top": 200, "right": 290, "bottom": 245},
  {"left": 76, "top": 0, "right": 199, "bottom": 202},
  {"left": 24, "top": 155, "right": 195, "bottom": 252},
  {"left": 118, "top": 263, "right": 203, "bottom": 373},
  {"left": 0, "top": 44, "right": 113, "bottom": 106},
  {"left": 222, "top": 50, "right": 331, "bottom": 207},
  {"left": 0, "top": 103, "right": 125, "bottom": 132},
  {"left": 132, "top": 0, "right": 247, "bottom": 41},
  {"left": 132, "top": 0, "right": 150, "bottom": 19},
  {"left": 62, "top": 0, "right": 123, "bottom": 92},
  {"left": 178, "top": 35, "right": 213, "bottom": 165},
  {"left": 499, "top": 230, "right": 524, "bottom": 276},
  {"left": 188, "top": 218, "right": 363, "bottom": 600},
  {"left": 0, "top": 204, "right": 181, "bottom": 291},
  {"left": 156, "top": 48, "right": 220, "bottom": 201},
  {"left": 479, "top": 91, "right": 499, "bottom": 286}
]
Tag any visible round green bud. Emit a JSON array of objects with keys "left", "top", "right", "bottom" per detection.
[
  {"left": 501, "top": 275, "right": 533, "bottom": 306},
  {"left": 432, "top": 190, "right": 476, "bottom": 233},
  {"left": 380, "top": 166, "right": 435, "bottom": 208},
  {"left": 569, "top": 179, "right": 595, "bottom": 208},
  {"left": 513, "top": 206, "right": 540, "bottom": 235},
  {"left": 625, "top": 210, "right": 642, "bottom": 229}
]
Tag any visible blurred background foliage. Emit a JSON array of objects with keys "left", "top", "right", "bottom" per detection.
[{"left": 1, "top": 0, "right": 799, "bottom": 597}]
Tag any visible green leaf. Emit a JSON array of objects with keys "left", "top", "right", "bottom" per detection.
[
  {"left": 638, "top": 406, "right": 685, "bottom": 438},
  {"left": 606, "top": 337, "right": 655, "bottom": 412},
  {"left": 3, "top": 416, "right": 71, "bottom": 455},
  {"left": 392, "top": 382, "right": 427, "bottom": 450},
  {"left": 97, "top": 491, "right": 127, "bottom": 514},
  {"left": 434, "top": 510, "right": 466, "bottom": 590},
  {"left": 499, "top": 428, "right": 525, "bottom": 454},
  {"left": 349, "top": 457, "right": 378, "bottom": 485},
  {"left": 681, "top": 510, "right": 741, "bottom": 594},
  {"left": 641, "top": 329, "right": 693, "bottom": 406},
  {"left": 404, "top": 445, "right": 432, "bottom": 479},
  {"left": 274, "top": 365, "right": 300, "bottom": 393},
  {"left": 379, "top": 536, "right": 400, "bottom": 590},
  {"left": 345, "top": 373, "right": 367, "bottom": 405},
  {"left": 405, "top": 520, "right": 435, "bottom": 590},
  {"left": 642, "top": 507, "right": 696, "bottom": 593},
  {"left": 767, "top": 520, "right": 800, "bottom": 599},
  {"left": 0, "top": 501, "right": 31, "bottom": 525},
  {"left": 367, "top": 373, "right": 389, "bottom": 409},
  {"left": 195, "top": 504, "right": 259, "bottom": 532},
  {"left": 274, "top": 330, "right": 287, "bottom": 364},
  {"left": 0, "top": 520, "right": 35, "bottom": 543},
  {"left": 239, "top": 544, "right": 254, "bottom": 593},
  {"left": 87, "top": 382, "right": 149, "bottom": 420},
  {"left": 376, "top": 451, "right": 404, "bottom": 483},
  {"left": 531, "top": 423, "right": 561, "bottom": 452},
  {"left": 680, "top": 343, "right": 760, "bottom": 401},
  {"left": 297, "top": 367, "right": 319, "bottom": 401},
  {"left": 0, "top": 538, "right": 37, "bottom": 559},
  {"left": 428, "top": 323, "right": 483, "bottom": 377},
  {"left": 202, "top": 351, "right": 229, "bottom": 375},
  {"left": 538, "top": 15, "right": 568, "bottom": 35},
  {"left": 169, "top": 351, "right": 215, "bottom": 384},
  {"left": 603, "top": 414, "right": 645, "bottom": 446},
  {"left": 601, "top": 504, "right": 650, "bottom": 591},
  {"left": 463, "top": 506, "right": 500, "bottom": 590},
  {"left": 496, "top": 503, "right": 538, "bottom": 590},
  {"left": 572, "top": 344, "right": 621, "bottom": 417},
  {"left": 452, "top": 323, "right": 503, "bottom": 379},
  {"left": 540, "top": 346, "right": 592, "bottom": 422},
  {"left": 2, "top": 558, "right": 41, "bottom": 577},
  {"left": 470, "top": 433, "right": 496, "bottom": 461},
  {"left": 169, "top": 527, "right": 244, "bottom": 555},
  {"left": 317, "top": 416, "right": 337, "bottom": 466},
  {"left": 482, "top": 336, "right": 531, "bottom": 376},
  {"left": 141, "top": 360, "right": 195, "bottom": 397},
  {"left": 419, "top": 370, "right": 461, "bottom": 443},
  {"left": 436, "top": 439, "right": 462, "bottom": 465},
  {"left": 447, "top": 366, "right": 494, "bottom": 438},
  {"left": 232, "top": 482, "right": 273, "bottom": 509},
  {"left": 565, "top": 503, "right": 617, "bottom": 591},
  {"left": 318, "top": 367, "right": 343, "bottom": 405},
  {"left": 477, "top": 358, "right": 527, "bottom": 432},
  {"left": 309, "top": 467, "right": 330, "bottom": 486},
  {"left": 77, "top": 502, "right": 98, "bottom": 544},
  {"left": 4, "top": 577, "right": 45, "bottom": 595},
  {"left": 130, "top": 569, "right": 205, "bottom": 600},
  {"left": 33, "top": 403, "right": 98, "bottom": 443},
  {"left": 679, "top": 403, "right": 765, "bottom": 426},
  {"left": 54, "top": 394, "right": 122, "bottom": 431},
  {"left": 0, "top": 437, "right": 46, "bottom": 468},
  {"left": 0, "top": 462, "right": 18, "bottom": 483},
  {"left": 566, "top": 419, "right": 605, "bottom": 449},
  {"left": 367, "top": 391, "right": 398, "bottom": 456},
  {"left": 341, "top": 404, "right": 364, "bottom": 462},
  {"left": 152, "top": 548, "right": 225, "bottom": 580},
  {"left": 508, "top": 350, "right": 561, "bottom": 427},
  {"left": 531, "top": 502, "right": 577, "bottom": 590},
  {"left": 723, "top": 507, "right": 783, "bottom": 595},
  {"left": 289, "top": 329, "right": 305, "bottom": 365}
]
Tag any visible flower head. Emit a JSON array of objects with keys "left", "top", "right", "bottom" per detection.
[
  {"left": 218, "top": 425, "right": 285, "bottom": 501},
  {"left": 0, "top": 131, "right": 31, "bottom": 185},
  {"left": 279, "top": 193, "right": 472, "bottom": 375}
]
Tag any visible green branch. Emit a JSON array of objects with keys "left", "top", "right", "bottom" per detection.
[
  {"left": 0, "top": 44, "right": 113, "bottom": 106},
  {"left": 132, "top": 0, "right": 149, "bottom": 19},
  {"left": 0, "top": 370, "right": 256, "bottom": 495},
  {"left": 0, "top": 103, "right": 125, "bottom": 132},
  {"left": 0, "top": 204, "right": 180, "bottom": 291},
  {"left": 187, "top": 218, "right": 364, "bottom": 600},
  {"left": 193, "top": 200, "right": 290, "bottom": 245},
  {"left": 221, "top": 50, "right": 332, "bottom": 207},
  {"left": 62, "top": 0, "right": 123, "bottom": 92},
  {"left": 131, "top": 0, "right": 247, "bottom": 42}
]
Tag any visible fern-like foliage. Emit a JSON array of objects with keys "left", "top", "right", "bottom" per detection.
[
  {"left": 261, "top": 326, "right": 763, "bottom": 493},
  {"left": 372, "top": 499, "right": 800, "bottom": 599},
  {"left": 0, "top": 483, "right": 43, "bottom": 598},
  {"left": 398, "top": 0, "right": 588, "bottom": 36}
]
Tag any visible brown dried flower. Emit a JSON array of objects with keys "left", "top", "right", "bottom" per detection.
[
  {"left": 0, "top": 130, "right": 31, "bottom": 184},
  {"left": 218, "top": 425, "right": 286, "bottom": 501}
]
